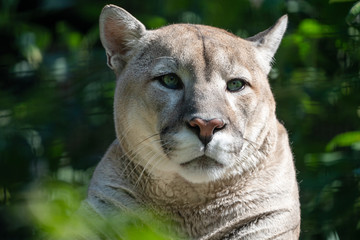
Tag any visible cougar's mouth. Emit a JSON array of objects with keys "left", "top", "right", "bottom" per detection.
[{"left": 180, "top": 156, "right": 224, "bottom": 169}]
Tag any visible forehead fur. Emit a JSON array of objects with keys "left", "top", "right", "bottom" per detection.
[
  {"left": 100, "top": 5, "right": 287, "bottom": 75},
  {"left": 142, "top": 24, "right": 261, "bottom": 76}
]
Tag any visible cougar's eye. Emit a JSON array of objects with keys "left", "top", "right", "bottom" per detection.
[
  {"left": 157, "top": 74, "right": 183, "bottom": 90},
  {"left": 227, "top": 79, "right": 246, "bottom": 92}
]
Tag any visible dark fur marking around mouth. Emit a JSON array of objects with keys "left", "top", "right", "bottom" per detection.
[
  {"left": 160, "top": 126, "right": 173, "bottom": 155},
  {"left": 180, "top": 156, "right": 223, "bottom": 169}
]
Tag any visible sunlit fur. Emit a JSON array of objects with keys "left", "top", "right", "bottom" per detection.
[{"left": 86, "top": 4, "right": 301, "bottom": 240}]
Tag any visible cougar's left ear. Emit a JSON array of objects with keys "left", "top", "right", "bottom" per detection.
[
  {"left": 247, "top": 15, "right": 288, "bottom": 74},
  {"left": 99, "top": 5, "right": 146, "bottom": 74}
]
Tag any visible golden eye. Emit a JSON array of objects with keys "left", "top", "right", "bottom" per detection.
[
  {"left": 157, "top": 74, "right": 183, "bottom": 90},
  {"left": 227, "top": 79, "right": 246, "bottom": 92}
]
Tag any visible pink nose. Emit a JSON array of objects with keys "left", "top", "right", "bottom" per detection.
[{"left": 188, "top": 118, "right": 225, "bottom": 145}]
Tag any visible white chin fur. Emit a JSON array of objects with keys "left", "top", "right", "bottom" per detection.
[{"left": 177, "top": 166, "right": 227, "bottom": 183}]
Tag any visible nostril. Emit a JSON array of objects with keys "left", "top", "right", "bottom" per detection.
[
  {"left": 187, "top": 120, "right": 200, "bottom": 133},
  {"left": 189, "top": 118, "right": 206, "bottom": 128},
  {"left": 213, "top": 121, "right": 226, "bottom": 133}
]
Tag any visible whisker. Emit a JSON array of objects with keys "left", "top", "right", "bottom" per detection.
[
  {"left": 119, "top": 133, "right": 161, "bottom": 175},
  {"left": 116, "top": 124, "right": 132, "bottom": 145},
  {"left": 134, "top": 151, "right": 163, "bottom": 187},
  {"left": 122, "top": 140, "right": 160, "bottom": 179},
  {"left": 130, "top": 138, "right": 173, "bottom": 187},
  {"left": 142, "top": 142, "right": 174, "bottom": 186},
  {"left": 121, "top": 142, "right": 153, "bottom": 176},
  {"left": 121, "top": 138, "right": 170, "bottom": 183},
  {"left": 239, "top": 134, "right": 260, "bottom": 149},
  {"left": 235, "top": 133, "right": 270, "bottom": 173}
]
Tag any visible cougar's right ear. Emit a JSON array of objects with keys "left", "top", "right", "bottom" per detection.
[
  {"left": 247, "top": 15, "right": 288, "bottom": 75},
  {"left": 99, "top": 5, "right": 146, "bottom": 74}
]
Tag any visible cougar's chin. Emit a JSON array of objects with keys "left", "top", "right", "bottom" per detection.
[
  {"left": 162, "top": 128, "right": 238, "bottom": 183},
  {"left": 177, "top": 155, "right": 227, "bottom": 183}
]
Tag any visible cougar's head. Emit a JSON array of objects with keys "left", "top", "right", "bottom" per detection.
[{"left": 99, "top": 5, "right": 287, "bottom": 183}]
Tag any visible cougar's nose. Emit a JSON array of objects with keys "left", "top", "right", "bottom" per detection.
[{"left": 188, "top": 118, "right": 225, "bottom": 146}]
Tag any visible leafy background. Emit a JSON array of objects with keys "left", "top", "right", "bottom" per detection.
[{"left": 0, "top": 0, "right": 359, "bottom": 239}]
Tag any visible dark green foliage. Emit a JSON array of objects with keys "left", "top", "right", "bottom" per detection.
[{"left": 0, "top": 0, "right": 359, "bottom": 239}]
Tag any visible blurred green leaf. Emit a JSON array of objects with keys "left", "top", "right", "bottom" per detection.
[
  {"left": 299, "top": 19, "right": 323, "bottom": 35},
  {"left": 146, "top": 16, "right": 167, "bottom": 29},
  {"left": 330, "top": 0, "right": 357, "bottom": 3},
  {"left": 326, "top": 131, "right": 360, "bottom": 151},
  {"left": 305, "top": 152, "right": 343, "bottom": 169},
  {"left": 346, "top": 1, "right": 360, "bottom": 25},
  {"left": 24, "top": 180, "right": 176, "bottom": 240},
  {"left": 298, "top": 19, "right": 334, "bottom": 37}
]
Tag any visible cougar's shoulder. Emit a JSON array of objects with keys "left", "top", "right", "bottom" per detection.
[{"left": 86, "top": 140, "right": 142, "bottom": 216}]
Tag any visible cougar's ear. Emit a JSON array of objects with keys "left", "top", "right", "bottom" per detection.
[
  {"left": 247, "top": 15, "right": 288, "bottom": 74},
  {"left": 99, "top": 5, "right": 146, "bottom": 74}
]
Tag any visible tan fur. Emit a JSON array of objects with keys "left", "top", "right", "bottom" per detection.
[{"left": 86, "top": 4, "right": 300, "bottom": 239}]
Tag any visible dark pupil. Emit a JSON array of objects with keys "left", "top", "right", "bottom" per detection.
[
  {"left": 166, "top": 76, "right": 176, "bottom": 84},
  {"left": 228, "top": 80, "right": 243, "bottom": 90},
  {"left": 164, "top": 75, "right": 178, "bottom": 87}
]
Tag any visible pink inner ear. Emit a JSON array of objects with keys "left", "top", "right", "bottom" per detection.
[{"left": 103, "top": 18, "right": 128, "bottom": 55}]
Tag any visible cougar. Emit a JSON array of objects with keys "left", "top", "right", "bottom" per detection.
[{"left": 85, "top": 4, "right": 300, "bottom": 239}]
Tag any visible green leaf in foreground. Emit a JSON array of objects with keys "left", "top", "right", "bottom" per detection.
[{"left": 24, "top": 180, "right": 178, "bottom": 240}]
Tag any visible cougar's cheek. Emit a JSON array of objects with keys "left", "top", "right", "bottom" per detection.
[
  {"left": 205, "top": 131, "right": 243, "bottom": 165},
  {"left": 160, "top": 126, "right": 204, "bottom": 163}
]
